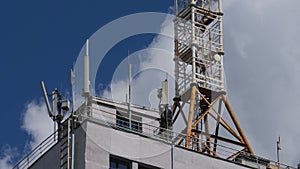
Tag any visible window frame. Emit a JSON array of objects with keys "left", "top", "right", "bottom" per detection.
[
  {"left": 116, "top": 111, "right": 142, "bottom": 133},
  {"left": 110, "top": 155, "right": 132, "bottom": 169},
  {"left": 138, "top": 163, "right": 161, "bottom": 169}
]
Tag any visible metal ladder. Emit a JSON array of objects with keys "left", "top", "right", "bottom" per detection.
[{"left": 59, "top": 118, "right": 72, "bottom": 169}]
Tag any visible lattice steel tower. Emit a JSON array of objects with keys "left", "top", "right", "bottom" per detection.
[{"left": 172, "top": 0, "right": 254, "bottom": 159}]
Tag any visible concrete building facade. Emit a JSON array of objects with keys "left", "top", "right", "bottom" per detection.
[{"left": 14, "top": 96, "right": 295, "bottom": 169}]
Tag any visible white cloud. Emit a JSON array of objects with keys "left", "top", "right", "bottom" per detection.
[
  {"left": 102, "top": 80, "right": 127, "bottom": 101},
  {"left": 102, "top": 50, "right": 175, "bottom": 109},
  {"left": 223, "top": 0, "right": 300, "bottom": 166},
  {"left": 0, "top": 157, "right": 12, "bottom": 169},
  {"left": 21, "top": 99, "right": 53, "bottom": 149},
  {"left": 101, "top": 15, "right": 175, "bottom": 109},
  {"left": 0, "top": 99, "right": 53, "bottom": 169},
  {"left": 0, "top": 146, "right": 17, "bottom": 169},
  {"left": 0, "top": 99, "right": 54, "bottom": 168}
]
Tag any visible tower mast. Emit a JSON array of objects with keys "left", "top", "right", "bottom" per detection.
[{"left": 172, "top": 0, "right": 253, "bottom": 159}]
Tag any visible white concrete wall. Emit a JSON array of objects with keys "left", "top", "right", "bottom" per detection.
[
  {"left": 29, "top": 117, "right": 253, "bottom": 169},
  {"left": 74, "top": 123, "right": 87, "bottom": 169},
  {"left": 174, "top": 147, "right": 252, "bottom": 169},
  {"left": 92, "top": 103, "right": 116, "bottom": 124},
  {"left": 84, "top": 121, "right": 252, "bottom": 169},
  {"left": 85, "top": 121, "right": 171, "bottom": 169}
]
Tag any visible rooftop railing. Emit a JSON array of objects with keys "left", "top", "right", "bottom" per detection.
[{"left": 13, "top": 131, "right": 58, "bottom": 169}]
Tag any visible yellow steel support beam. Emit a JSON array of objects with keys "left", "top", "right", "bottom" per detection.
[
  {"left": 191, "top": 96, "right": 220, "bottom": 128},
  {"left": 207, "top": 111, "right": 243, "bottom": 142},
  {"left": 186, "top": 85, "right": 197, "bottom": 148},
  {"left": 227, "top": 148, "right": 246, "bottom": 160},
  {"left": 222, "top": 95, "right": 254, "bottom": 155}
]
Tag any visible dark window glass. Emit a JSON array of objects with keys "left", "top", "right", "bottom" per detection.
[
  {"left": 116, "top": 112, "right": 142, "bottom": 132},
  {"left": 119, "top": 163, "right": 129, "bottom": 169},
  {"left": 110, "top": 155, "right": 131, "bottom": 169},
  {"left": 110, "top": 161, "right": 117, "bottom": 169},
  {"left": 138, "top": 163, "right": 160, "bottom": 169}
]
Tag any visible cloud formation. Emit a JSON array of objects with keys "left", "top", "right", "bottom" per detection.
[
  {"left": 0, "top": 146, "right": 16, "bottom": 169},
  {"left": 21, "top": 99, "right": 53, "bottom": 149},
  {"left": 0, "top": 99, "right": 53, "bottom": 169},
  {"left": 223, "top": 0, "right": 300, "bottom": 166},
  {"left": 101, "top": 15, "right": 175, "bottom": 109}
]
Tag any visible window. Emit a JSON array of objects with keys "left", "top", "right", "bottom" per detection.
[
  {"left": 109, "top": 155, "right": 160, "bottom": 169},
  {"left": 110, "top": 155, "right": 131, "bottom": 169},
  {"left": 116, "top": 111, "right": 142, "bottom": 132},
  {"left": 138, "top": 163, "right": 160, "bottom": 169},
  {"left": 130, "top": 120, "right": 142, "bottom": 132}
]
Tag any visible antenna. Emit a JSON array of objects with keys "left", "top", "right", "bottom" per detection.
[
  {"left": 71, "top": 69, "right": 75, "bottom": 110},
  {"left": 83, "top": 39, "right": 90, "bottom": 97},
  {"left": 41, "top": 81, "right": 56, "bottom": 140},
  {"left": 40, "top": 81, "right": 53, "bottom": 117},
  {"left": 277, "top": 136, "right": 281, "bottom": 168},
  {"left": 277, "top": 136, "right": 282, "bottom": 150},
  {"left": 161, "top": 78, "right": 169, "bottom": 106},
  {"left": 166, "top": 72, "right": 168, "bottom": 80},
  {"left": 70, "top": 68, "right": 76, "bottom": 169},
  {"left": 174, "top": 0, "right": 178, "bottom": 15},
  {"left": 158, "top": 78, "right": 172, "bottom": 134},
  {"left": 128, "top": 51, "right": 132, "bottom": 129},
  {"left": 40, "top": 81, "right": 70, "bottom": 123}
]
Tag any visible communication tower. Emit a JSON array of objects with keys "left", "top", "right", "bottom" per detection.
[{"left": 172, "top": 0, "right": 254, "bottom": 159}]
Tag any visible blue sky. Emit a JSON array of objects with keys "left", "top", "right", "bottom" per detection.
[
  {"left": 0, "top": 0, "right": 172, "bottom": 166},
  {"left": 1, "top": 0, "right": 300, "bottom": 168}
]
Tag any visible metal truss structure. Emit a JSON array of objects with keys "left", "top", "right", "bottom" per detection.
[{"left": 172, "top": 0, "right": 254, "bottom": 160}]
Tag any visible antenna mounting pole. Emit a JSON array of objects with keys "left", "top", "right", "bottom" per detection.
[
  {"left": 128, "top": 52, "right": 132, "bottom": 129},
  {"left": 40, "top": 81, "right": 53, "bottom": 117},
  {"left": 83, "top": 39, "right": 90, "bottom": 98}
]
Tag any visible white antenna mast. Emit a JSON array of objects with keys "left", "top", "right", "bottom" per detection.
[
  {"left": 40, "top": 81, "right": 56, "bottom": 140},
  {"left": 40, "top": 81, "right": 53, "bottom": 117},
  {"left": 83, "top": 39, "right": 90, "bottom": 98},
  {"left": 161, "top": 78, "right": 169, "bottom": 106},
  {"left": 128, "top": 51, "right": 132, "bottom": 129},
  {"left": 70, "top": 68, "right": 76, "bottom": 169},
  {"left": 70, "top": 69, "right": 75, "bottom": 110}
]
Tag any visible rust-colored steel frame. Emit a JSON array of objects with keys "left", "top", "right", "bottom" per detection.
[
  {"left": 172, "top": 88, "right": 254, "bottom": 158},
  {"left": 173, "top": 0, "right": 254, "bottom": 159}
]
